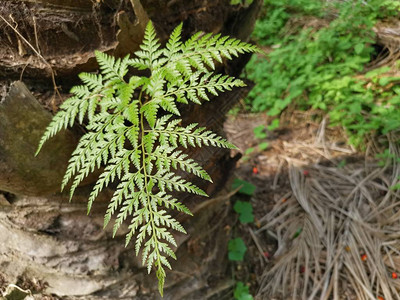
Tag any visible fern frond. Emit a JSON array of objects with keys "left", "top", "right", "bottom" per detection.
[
  {"left": 163, "top": 30, "right": 258, "bottom": 76},
  {"left": 61, "top": 113, "right": 124, "bottom": 192},
  {"left": 151, "top": 145, "right": 211, "bottom": 181},
  {"left": 151, "top": 169, "right": 208, "bottom": 196},
  {"left": 112, "top": 191, "right": 141, "bottom": 236},
  {"left": 151, "top": 192, "right": 192, "bottom": 215},
  {"left": 37, "top": 20, "right": 258, "bottom": 297},
  {"left": 150, "top": 121, "right": 237, "bottom": 149},
  {"left": 154, "top": 210, "right": 186, "bottom": 233},
  {"left": 156, "top": 264, "right": 166, "bottom": 297},
  {"left": 164, "top": 23, "right": 183, "bottom": 59},
  {"left": 141, "top": 101, "right": 160, "bottom": 128},
  {"left": 122, "top": 99, "right": 140, "bottom": 126},
  {"left": 78, "top": 72, "right": 103, "bottom": 90},
  {"left": 95, "top": 51, "right": 128, "bottom": 81},
  {"left": 164, "top": 71, "right": 246, "bottom": 105},
  {"left": 160, "top": 96, "right": 180, "bottom": 115},
  {"left": 104, "top": 172, "right": 141, "bottom": 230},
  {"left": 130, "top": 21, "right": 162, "bottom": 70},
  {"left": 119, "top": 55, "right": 131, "bottom": 78},
  {"left": 36, "top": 96, "right": 83, "bottom": 155},
  {"left": 116, "top": 82, "right": 135, "bottom": 107},
  {"left": 88, "top": 148, "right": 135, "bottom": 214}
]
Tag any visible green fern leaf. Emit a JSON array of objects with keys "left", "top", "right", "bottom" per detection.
[
  {"left": 36, "top": 96, "right": 83, "bottom": 155},
  {"left": 165, "top": 23, "right": 183, "bottom": 59},
  {"left": 37, "top": 20, "right": 258, "bottom": 296},
  {"left": 95, "top": 51, "right": 125, "bottom": 81},
  {"left": 132, "top": 21, "right": 162, "bottom": 70},
  {"left": 151, "top": 169, "right": 208, "bottom": 196},
  {"left": 141, "top": 101, "right": 160, "bottom": 128},
  {"left": 78, "top": 73, "right": 103, "bottom": 90},
  {"left": 151, "top": 192, "right": 192, "bottom": 215},
  {"left": 151, "top": 146, "right": 211, "bottom": 181}
]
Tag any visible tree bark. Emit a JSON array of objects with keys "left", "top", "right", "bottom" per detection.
[{"left": 0, "top": 0, "right": 262, "bottom": 298}]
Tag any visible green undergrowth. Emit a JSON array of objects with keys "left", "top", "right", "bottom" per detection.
[
  {"left": 246, "top": 0, "right": 400, "bottom": 147},
  {"left": 229, "top": 179, "right": 257, "bottom": 299}
]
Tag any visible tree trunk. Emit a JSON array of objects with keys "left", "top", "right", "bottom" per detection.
[{"left": 0, "top": 1, "right": 261, "bottom": 298}]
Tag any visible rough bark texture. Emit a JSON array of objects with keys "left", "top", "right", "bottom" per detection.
[{"left": 0, "top": 0, "right": 262, "bottom": 298}]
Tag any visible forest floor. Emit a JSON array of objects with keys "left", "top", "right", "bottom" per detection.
[{"left": 225, "top": 112, "right": 400, "bottom": 300}]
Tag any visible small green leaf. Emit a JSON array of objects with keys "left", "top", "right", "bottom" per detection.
[
  {"left": 267, "top": 107, "right": 281, "bottom": 116},
  {"left": 233, "top": 200, "right": 254, "bottom": 224},
  {"left": 267, "top": 119, "right": 279, "bottom": 131},
  {"left": 354, "top": 43, "right": 364, "bottom": 54},
  {"left": 253, "top": 125, "right": 267, "bottom": 139},
  {"left": 232, "top": 178, "right": 256, "bottom": 196},
  {"left": 337, "top": 159, "right": 346, "bottom": 168},
  {"left": 391, "top": 183, "right": 400, "bottom": 190},
  {"left": 379, "top": 76, "right": 398, "bottom": 86},
  {"left": 234, "top": 282, "right": 254, "bottom": 300},
  {"left": 258, "top": 142, "right": 269, "bottom": 151},
  {"left": 293, "top": 228, "right": 302, "bottom": 239},
  {"left": 365, "top": 66, "right": 391, "bottom": 78},
  {"left": 244, "top": 147, "right": 255, "bottom": 155},
  {"left": 228, "top": 238, "right": 247, "bottom": 261}
]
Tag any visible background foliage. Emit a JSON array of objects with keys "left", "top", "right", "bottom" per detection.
[{"left": 246, "top": 0, "right": 400, "bottom": 146}]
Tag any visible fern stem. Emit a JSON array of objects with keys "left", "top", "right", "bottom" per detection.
[{"left": 138, "top": 88, "right": 165, "bottom": 293}]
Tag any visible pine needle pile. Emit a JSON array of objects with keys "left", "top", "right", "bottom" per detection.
[{"left": 256, "top": 126, "right": 400, "bottom": 299}]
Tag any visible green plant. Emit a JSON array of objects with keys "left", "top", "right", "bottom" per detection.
[
  {"left": 252, "top": 0, "right": 323, "bottom": 46},
  {"left": 232, "top": 178, "right": 256, "bottom": 196},
  {"left": 234, "top": 200, "right": 254, "bottom": 224},
  {"left": 36, "top": 21, "right": 257, "bottom": 296},
  {"left": 234, "top": 282, "right": 254, "bottom": 300},
  {"left": 246, "top": 0, "right": 400, "bottom": 148},
  {"left": 337, "top": 159, "right": 347, "bottom": 168},
  {"left": 267, "top": 119, "right": 279, "bottom": 131},
  {"left": 258, "top": 141, "right": 269, "bottom": 150},
  {"left": 241, "top": 124, "right": 270, "bottom": 162},
  {"left": 230, "top": 0, "right": 254, "bottom": 7},
  {"left": 376, "top": 149, "right": 400, "bottom": 167},
  {"left": 253, "top": 124, "right": 267, "bottom": 139},
  {"left": 239, "top": 124, "right": 270, "bottom": 162},
  {"left": 253, "top": 124, "right": 269, "bottom": 150},
  {"left": 228, "top": 237, "right": 248, "bottom": 261}
]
